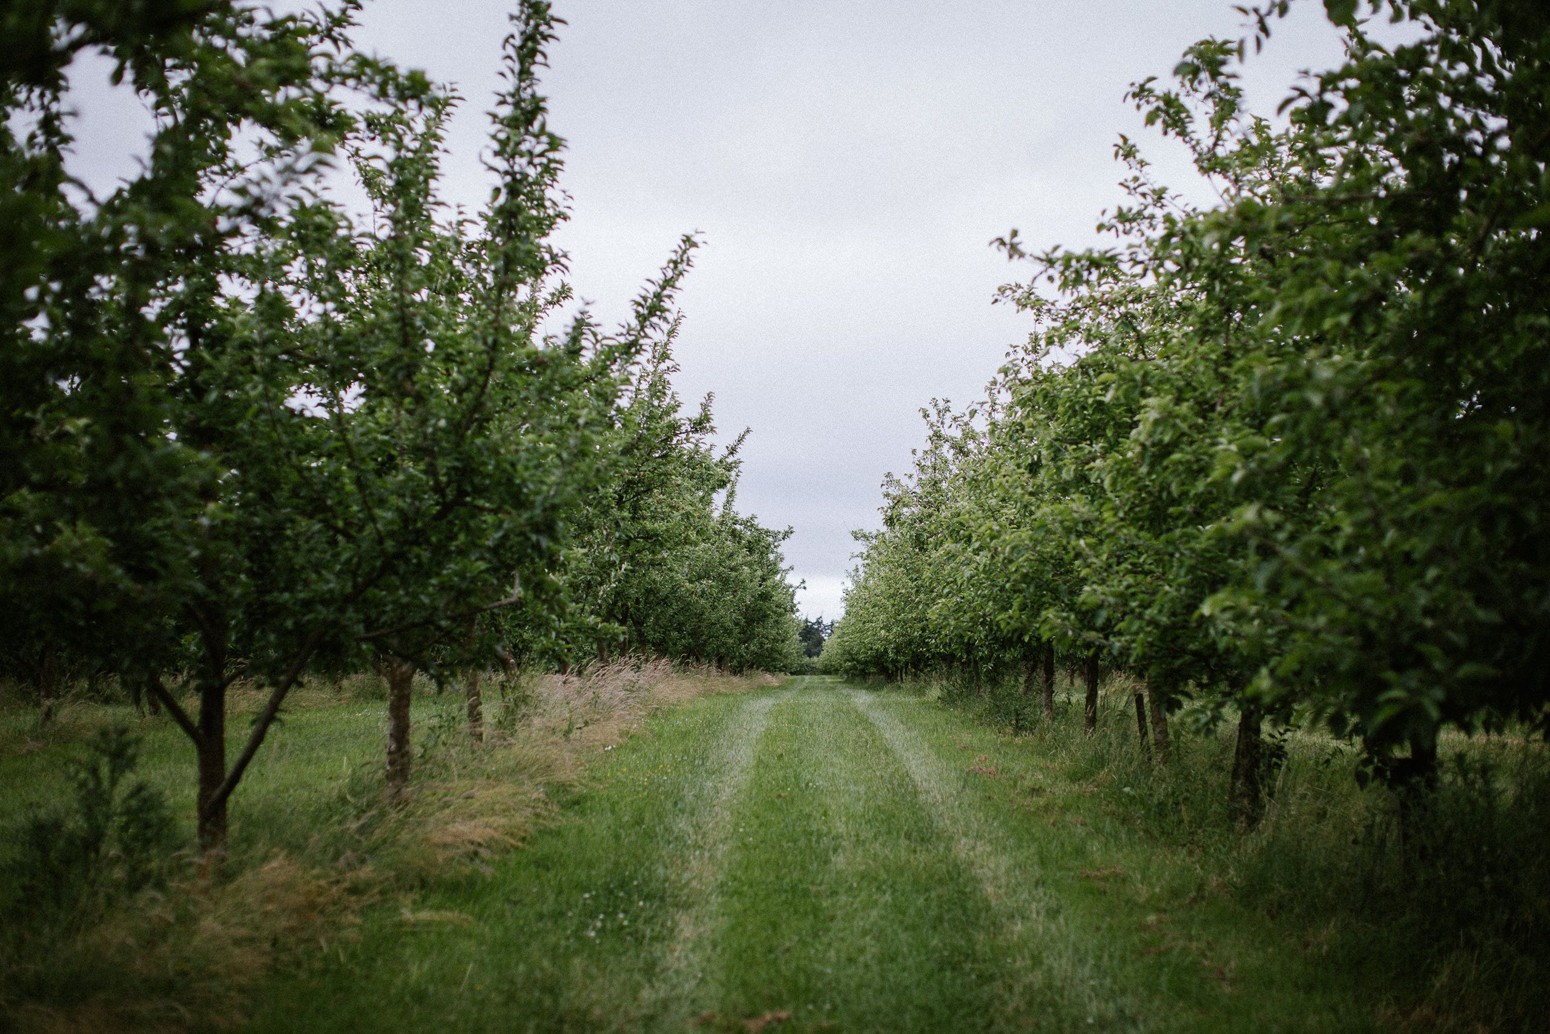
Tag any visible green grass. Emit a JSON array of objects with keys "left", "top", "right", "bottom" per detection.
[
  {"left": 937, "top": 672, "right": 1550, "bottom": 1034},
  {"left": 246, "top": 683, "right": 771, "bottom": 1032},
  {"left": 701, "top": 688, "right": 1004, "bottom": 1030},
  {"left": 6, "top": 673, "right": 1541, "bottom": 1032},
  {"left": 0, "top": 684, "right": 439, "bottom": 857},
  {"left": 862, "top": 687, "right": 1379, "bottom": 1033},
  {"left": 241, "top": 677, "right": 1384, "bottom": 1033}
]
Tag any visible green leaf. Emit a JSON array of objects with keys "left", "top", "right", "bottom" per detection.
[{"left": 1323, "top": 0, "right": 1357, "bottom": 26}]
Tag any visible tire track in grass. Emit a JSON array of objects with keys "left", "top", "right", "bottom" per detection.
[
  {"left": 246, "top": 687, "right": 787, "bottom": 1034},
  {"left": 699, "top": 684, "right": 1010, "bottom": 1032},
  {"left": 637, "top": 688, "right": 781, "bottom": 1024},
  {"left": 849, "top": 687, "right": 1146, "bottom": 1031}
]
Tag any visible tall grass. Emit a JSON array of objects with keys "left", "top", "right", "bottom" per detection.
[
  {"left": 0, "top": 661, "right": 776, "bottom": 1032},
  {"left": 931, "top": 668, "right": 1550, "bottom": 1034}
]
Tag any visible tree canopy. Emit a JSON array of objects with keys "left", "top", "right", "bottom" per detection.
[
  {"left": 1, "top": 0, "right": 801, "bottom": 848},
  {"left": 827, "top": 0, "right": 1550, "bottom": 788}
]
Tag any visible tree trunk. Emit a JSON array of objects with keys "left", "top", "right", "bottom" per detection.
[
  {"left": 1083, "top": 649, "right": 1100, "bottom": 735},
  {"left": 37, "top": 644, "right": 58, "bottom": 726},
  {"left": 466, "top": 668, "right": 484, "bottom": 744},
  {"left": 385, "top": 658, "right": 416, "bottom": 805},
  {"left": 461, "top": 615, "right": 484, "bottom": 743},
  {"left": 143, "top": 677, "right": 163, "bottom": 716},
  {"left": 1041, "top": 642, "right": 1056, "bottom": 720},
  {"left": 1020, "top": 650, "right": 1037, "bottom": 733},
  {"left": 1394, "top": 735, "right": 1439, "bottom": 867},
  {"left": 196, "top": 677, "right": 229, "bottom": 853},
  {"left": 1133, "top": 692, "right": 1151, "bottom": 758},
  {"left": 1230, "top": 704, "right": 1264, "bottom": 829},
  {"left": 1147, "top": 678, "right": 1172, "bottom": 764}
]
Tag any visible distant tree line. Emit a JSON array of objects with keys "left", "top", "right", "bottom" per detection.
[{"left": 798, "top": 616, "right": 832, "bottom": 659}]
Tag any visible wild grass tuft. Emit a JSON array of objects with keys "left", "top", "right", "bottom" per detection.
[{"left": 1233, "top": 738, "right": 1550, "bottom": 1033}]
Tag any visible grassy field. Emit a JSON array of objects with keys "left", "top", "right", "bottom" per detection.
[
  {"left": 3, "top": 673, "right": 1545, "bottom": 1032},
  {"left": 246, "top": 678, "right": 1380, "bottom": 1033},
  {"left": 0, "top": 663, "right": 778, "bottom": 1031}
]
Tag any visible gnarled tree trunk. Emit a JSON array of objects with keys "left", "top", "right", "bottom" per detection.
[
  {"left": 385, "top": 658, "right": 416, "bottom": 804},
  {"left": 1147, "top": 677, "right": 1172, "bottom": 764},
  {"left": 195, "top": 676, "right": 229, "bottom": 853},
  {"left": 1389, "top": 734, "right": 1440, "bottom": 867},
  {"left": 462, "top": 616, "right": 484, "bottom": 744},
  {"left": 1042, "top": 642, "right": 1056, "bottom": 720},
  {"left": 1230, "top": 703, "right": 1264, "bottom": 829},
  {"left": 1133, "top": 691, "right": 1151, "bottom": 758},
  {"left": 1083, "top": 649, "right": 1100, "bottom": 735},
  {"left": 466, "top": 668, "right": 484, "bottom": 744},
  {"left": 36, "top": 644, "right": 58, "bottom": 726}
]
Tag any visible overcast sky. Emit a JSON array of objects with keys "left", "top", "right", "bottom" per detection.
[{"left": 64, "top": 1, "right": 1364, "bottom": 620}]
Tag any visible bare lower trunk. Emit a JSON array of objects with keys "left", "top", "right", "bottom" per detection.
[
  {"left": 1042, "top": 642, "right": 1056, "bottom": 720},
  {"left": 466, "top": 668, "right": 484, "bottom": 744},
  {"left": 1393, "top": 736, "right": 1439, "bottom": 867},
  {"left": 1020, "top": 652, "right": 1037, "bottom": 732},
  {"left": 1083, "top": 650, "right": 1100, "bottom": 734},
  {"left": 196, "top": 678, "right": 228, "bottom": 854},
  {"left": 1230, "top": 704, "right": 1264, "bottom": 829},
  {"left": 37, "top": 645, "right": 58, "bottom": 726},
  {"left": 385, "top": 659, "right": 416, "bottom": 804},
  {"left": 1147, "top": 679, "right": 1172, "bottom": 764},
  {"left": 1133, "top": 692, "right": 1151, "bottom": 758}
]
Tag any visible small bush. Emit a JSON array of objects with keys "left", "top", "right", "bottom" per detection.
[
  {"left": 1, "top": 725, "right": 185, "bottom": 1027},
  {"left": 1, "top": 725, "right": 180, "bottom": 940},
  {"left": 983, "top": 676, "right": 1039, "bottom": 733}
]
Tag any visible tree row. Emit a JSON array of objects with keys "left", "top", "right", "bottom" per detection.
[
  {"left": 0, "top": 0, "right": 802, "bottom": 851},
  {"left": 824, "top": 0, "right": 1550, "bottom": 821}
]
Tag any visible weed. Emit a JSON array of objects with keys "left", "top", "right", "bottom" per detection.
[{"left": 1, "top": 725, "right": 179, "bottom": 939}]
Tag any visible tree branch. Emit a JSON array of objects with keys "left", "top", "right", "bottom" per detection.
[
  {"left": 148, "top": 675, "right": 201, "bottom": 747},
  {"left": 204, "top": 626, "right": 329, "bottom": 818},
  {"left": 354, "top": 589, "right": 523, "bottom": 644}
]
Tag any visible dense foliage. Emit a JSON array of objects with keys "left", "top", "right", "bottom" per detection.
[
  {"left": 0, "top": 0, "right": 799, "bottom": 847},
  {"left": 827, "top": 0, "right": 1549, "bottom": 804}
]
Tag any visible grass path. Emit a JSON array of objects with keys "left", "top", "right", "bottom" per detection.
[{"left": 247, "top": 678, "right": 1376, "bottom": 1033}]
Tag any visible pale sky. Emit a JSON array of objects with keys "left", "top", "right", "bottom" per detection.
[{"left": 60, "top": 1, "right": 1366, "bottom": 620}]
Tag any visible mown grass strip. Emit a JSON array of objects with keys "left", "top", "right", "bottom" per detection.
[
  {"left": 859, "top": 686, "right": 1382, "bottom": 1033},
  {"left": 638, "top": 691, "right": 779, "bottom": 1022},
  {"left": 850, "top": 687, "right": 1139, "bottom": 1030},
  {"left": 693, "top": 683, "right": 1008, "bottom": 1032},
  {"left": 238, "top": 677, "right": 1387, "bottom": 1033},
  {"left": 246, "top": 687, "right": 779, "bottom": 1033}
]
